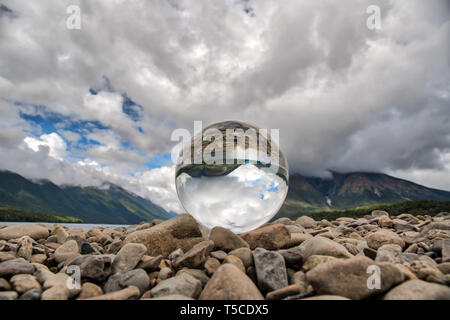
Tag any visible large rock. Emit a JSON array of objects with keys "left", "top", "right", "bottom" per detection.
[
  {"left": 290, "top": 271, "right": 311, "bottom": 295},
  {"left": 274, "top": 217, "right": 295, "bottom": 225},
  {"left": 409, "top": 258, "right": 446, "bottom": 283},
  {"left": 158, "top": 267, "right": 173, "bottom": 280},
  {"left": 421, "top": 222, "right": 450, "bottom": 234},
  {"left": 68, "top": 255, "right": 113, "bottom": 282},
  {"left": 0, "top": 258, "right": 35, "bottom": 277},
  {"left": 222, "top": 255, "right": 246, "bottom": 273},
  {"left": 436, "top": 262, "right": 450, "bottom": 275},
  {"left": 80, "top": 241, "right": 101, "bottom": 255},
  {"left": 41, "top": 284, "right": 69, "bottom": 300},
  {"left": 137, "top": 255, "right": 163, "bottom": 272},
  {"left": 204, "top": 257, "right": 221, "bottom": 276},
  {"left": 104, "top": 269, "right": 149, "bottom": 295},
  {"left": 10, "top": 274, "right": 41, "bottom": 294},
  {"left": 77, "top": 282, "right": 103, "bottom": 299},
  {"left": 209, "top": 226, "right": 249, "bottom": 252},
  {"left": 371, "top": 210, "right": 389, "bottom": 217},
  {"left": 210, "top": 250, "right": 227, "bottom": 261},
  {"left": 168, "top": 249, "right": 184, "bottom": 265},
  {"left": 84, "top": 286, "right": 140, "bottom": 300},
  {"left": 31, "top": 254, "right": 47, "bottom": 264},
  {"left": 16, "top": 236, "right": 33, "bottom": 261},
  {"left": 53, "top": 226, "right": 69, "bottom": 244},
  {"left": 393, "top": 219, "right": 418, "bottom": 232},
  {"left": 378, "top": 216, "right": 394, "bottom": 228},
  {"left": 375, "top": 244, "right": 404, "bottom": 264},
  {"left": 105, "top": 238, "right": 121, "bottom": 254},
  {"left": 19, "top": 288, "right": 42, "bottom": 300},
  {"left": 123, "top": 214, "right": 204, "bottom": 257},
  {"left": 0, "top": 278, "right": 10, "bottom": 290},
  {"left": 306, "top": 256, "right": 404, "bottom": 300},
  {"left": 383, "top": 280, "right": 450, "bottom": 300},
  {"left": 253, "top": 248, "right": 288, "bottom": 293},
  {"left": 35, "top": 268, "right": 54, "bottom": 284},
  {"left": 174, "top": 240, "right": 214, "bottom": 269},
  {"left": 54, "top": 240, "right": 79, "bottom": 263},
  {"left": 199, "top": 264, "right": 264, "bottom": 300},
  {"left": 301, "top": 255, "right": 338, "bottom": 273},
  {"left": 229, "top": 247, "right": 253, "bottom": 269},
  {"left": 266, "top": 284, "right": 300, "bottom": 300},
  {"left": 278, "top": 246, "right": 304, "bottom": 269},
  {"left": 150, "top": 272, "right": 202, "bottom": 299},
  {"left": 0, "top": 251, "right": 15, "bottom": 262},
  {"left": 0, "top": 224, "right": 49, "bottom": 240},
  {"left": 176, "top": 269, "right": 210, "bottom": 287},
  {"left": 43, "top": 272, "right": 81, "bottom": 298},
  {"left": 240, "top": 224, "right": 290, "bottom": 250},
  {"left": 288, "top": 233, "right": 313, "bottom": 247},
  {"left": 296, "top": 216, "right": 317, "bottom": 229},
  {"left": 111, "top": 243, "right": 146, "bottom": 274},
  {"left": 366, "top": 229, "right": 405, "bottom": 250},
  {"left": 0, "top": 291, "right": 19, "bottom": 300},
  {"left": 299, "top": 236, "right": 352, "bottom": 260}
]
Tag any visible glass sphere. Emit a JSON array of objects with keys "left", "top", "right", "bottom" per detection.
[{"left": 175, "top": 121, "right": 289, "bottom": 234}]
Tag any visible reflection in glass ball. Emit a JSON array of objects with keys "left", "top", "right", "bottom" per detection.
[{"left": 175, "top": 121, "right": 289, "bottom": 234}]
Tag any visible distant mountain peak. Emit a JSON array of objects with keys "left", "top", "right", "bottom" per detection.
[
  {"left": 0, "top": 170, "right": 171, "bottom": 224},
  {"left": 277, "top": 171, "right": 450, "bottom": 220}
]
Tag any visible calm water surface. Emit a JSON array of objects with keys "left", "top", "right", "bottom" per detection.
[{"left": 1, "top": 222, "right": 130, "bottom": 230}]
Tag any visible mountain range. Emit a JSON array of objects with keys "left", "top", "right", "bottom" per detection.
[
  {"left": 1, "top": 170, "right": 450, "bottom": 224},
  {"left": 276, "top": 171, "right": 450, "bottom": 219},
  {"left": 0, "top": 170, "right": 172, "bottom": 224}
]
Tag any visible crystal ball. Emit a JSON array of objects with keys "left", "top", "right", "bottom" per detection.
[{"left": 175, "top": 121, "right": 289, "bottom": 234}]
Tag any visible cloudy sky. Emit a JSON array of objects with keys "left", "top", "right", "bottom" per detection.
[{"left": 0, "top": 0, "right": 449, "bottom": 213}]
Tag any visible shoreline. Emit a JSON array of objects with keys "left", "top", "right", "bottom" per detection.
[
  {"left": 1, "top": 211, "right": 449, "bottom": 300},
  {"left": 0, "top": 221, "right": 130, "bottom": 230}
]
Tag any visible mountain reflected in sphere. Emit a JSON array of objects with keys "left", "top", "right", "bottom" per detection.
[{"left": 175, "top": 121, "right": 289, "bottom": 234}]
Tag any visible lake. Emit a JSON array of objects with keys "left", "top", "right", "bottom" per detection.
[{"left": 0, "top": 221, "right": 130, "bottom": 230}]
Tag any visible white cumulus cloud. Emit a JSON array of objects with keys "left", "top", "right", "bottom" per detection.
[{"left": 24, "top": 132, "right": 67, "bottom": 161}]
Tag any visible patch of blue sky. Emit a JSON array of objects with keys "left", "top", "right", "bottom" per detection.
[
  {"left": 249, "top": 178, "right": 262, "bottom": 185},
  {"left": 65, "top": 120, "right": 109, "bottom": 134},
  {"left": 7, "top": 87, "right": 168, "bottom": 170},
  {"left": 121, "top": 141, "right": 134, "bottom": 150},
  {"left": 266, "top": 181, "right": 279, "bottom": 192},
  {"left": 125, "top": 168, "right": 143, "bottom": 177},
  {"left": 72, "top": 136, "right": 103, "bottom": 151},
  {"left": 144, "top": 153, "right": 172, "bottom": 169},
  {"left": 19, "top": 111, "right": 58, "bottom": 135},
  {"left": 13, "top": 102, "right": 113, "bottom": 154},
  {"left": 17, "top": 104, "right": 109, "bottom": 134}
]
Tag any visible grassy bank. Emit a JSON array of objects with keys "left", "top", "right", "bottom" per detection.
[
  {"left": 0, "top": 207, "right": 83, "bottom": 223},
  {"left": 308, "top": 200, "right": 450, "bottom": 221}
]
